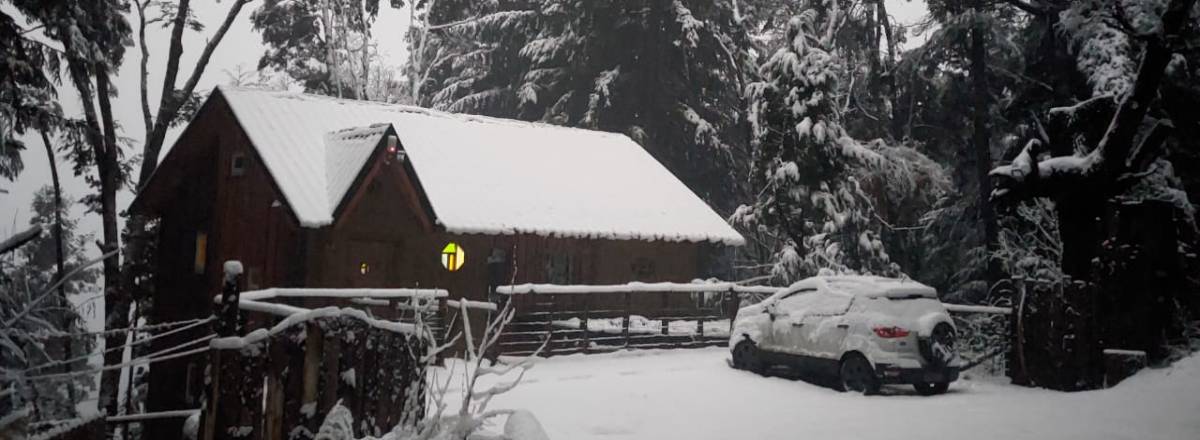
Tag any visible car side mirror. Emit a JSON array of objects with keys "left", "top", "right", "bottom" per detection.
[{"left": 765, "top": 303, "right": 778, "bottom": 320}]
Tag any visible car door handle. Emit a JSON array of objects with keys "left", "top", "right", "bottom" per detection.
[
  {"left": 836, "top": 324, "right": 849, "bottom": 329},
  {"left": 791, "top": 322, "right": 804, "bottom": 328}
]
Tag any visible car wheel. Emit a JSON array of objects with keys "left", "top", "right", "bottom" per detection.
[
  {"left": 922, "top": 323, "right": 957, "bottom": 367},
  {"left": 839, "top": 354, "right": 880, "bottom": 395},
  {"left": 913, "top": 381, "right": 950, "bottom": 396},
  {"left": 732, "top": 340, "right": 767, "bottom": 375}
]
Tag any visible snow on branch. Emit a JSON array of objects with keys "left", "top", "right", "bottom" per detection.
[{"left": 989, "top": 0, "right": 1195, "bottom": 206}]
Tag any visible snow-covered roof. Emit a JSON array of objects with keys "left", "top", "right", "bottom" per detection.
[{"left": 216, "top": 87, "right": 744, "bottom": 245}]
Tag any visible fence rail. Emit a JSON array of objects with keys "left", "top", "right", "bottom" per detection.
[{"left": 494, "top": 283, "right": 761, "bottom": 356}]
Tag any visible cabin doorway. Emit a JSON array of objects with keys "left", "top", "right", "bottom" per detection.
[{"left": 345, "top": 239, "right": 403, "bottom": 288}]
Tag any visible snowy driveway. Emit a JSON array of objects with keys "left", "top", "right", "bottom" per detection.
[{"left": 447, "top": 347, "right": 1200, "bottom": 440}]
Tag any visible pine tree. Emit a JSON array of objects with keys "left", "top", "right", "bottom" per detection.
[
  {"left": 1, "top": 187, "right": 99, "bottom": 422},
  {"left": 734, "top": 7, "right": 897, "bottom": 283},
  {"left": 415, "top": 0, "right": 754, "bottom": 213}
]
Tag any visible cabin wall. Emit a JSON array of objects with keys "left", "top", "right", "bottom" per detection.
[
  {"left": 145, "top": 95, "right": 301, "bottom": 439},
  {"left": 311, "top": 153, "right": 707, "bottom": 308}
]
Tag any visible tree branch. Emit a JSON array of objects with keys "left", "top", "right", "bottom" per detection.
[
  {"left": 136, "top": 0, "right": 251, "bottom": 189},
  {"left": 1128, "top": 119, "right": 1174, "bottom": 171},
  {"left": 998, "top": 0, "right": 1045, "bottom": 16},
  {"left": 989, "top": 0, "right": 1198, "bottom": 205},
  {"left": 135, "top": 0, "right": 152, "bottom": 137}
]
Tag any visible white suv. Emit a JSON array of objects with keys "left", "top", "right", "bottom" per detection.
[{"left": 729, "top": 275, "right": 960, "bottom": 395}]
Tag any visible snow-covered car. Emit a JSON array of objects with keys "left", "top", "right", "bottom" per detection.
[{"left": 729, "top": 276, "right": 960, "bottom": 395}]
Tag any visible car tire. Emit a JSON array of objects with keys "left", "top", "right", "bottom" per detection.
[
  {"left": 921, "top": 323, "right": 957, "bottom": 367},
  {"left": 839, "top": 353, "right": 880, "bottom": 395},
  {"left": 732, "top": 340, "right": 767, "bottom": 375},
  {"left": 913, "top": 381, "right": 950, "bottom": 396}
]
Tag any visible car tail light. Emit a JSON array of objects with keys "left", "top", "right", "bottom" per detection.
[{"left": 873, "top": 326, "right": 910, "bottom": 338}]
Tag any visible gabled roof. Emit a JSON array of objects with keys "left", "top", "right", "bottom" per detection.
[
  {"left": 209, "top": 87, "right": 744, "bottom": 245},
  {"left": 324, "top": 123, "right": 391, "bottom": 213}
]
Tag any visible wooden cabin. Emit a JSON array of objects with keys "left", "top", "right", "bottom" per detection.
[{"left": 130, "top": 87, "right": 743, "bottom": 436}]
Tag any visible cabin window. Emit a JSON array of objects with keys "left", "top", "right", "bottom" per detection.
[
  {"left": 545, "top": 254, "right": 572, "bottom": 284},
  {"left": 193, "top": 232, "right": 208, "bottom": 275},
  {"left": 230, "top": 151, "right": 247, "bottom": 177},
  {"left": 631, "top": 257, "right": 655, "bottom": 280}
]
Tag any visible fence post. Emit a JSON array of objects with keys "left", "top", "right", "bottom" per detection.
[
  {"left": 299, "top": 322, "right": 323, "bottom": 433},
  {"left": 544, "top": 293, "right": 555, "bottom": 355},
  {"left": 200, "top": 261, "right": 242, "bottom": 440},
  {"left": 622, "top": 291, "right": 632, "bottom": 347},
  {"left": 217, "top": 261, "right": 244, "bottom": 337},
  {"left": 581, "top": 293, "right": 590, "bottom": 354},
  {"left": 660, "top": 292, "right": 669, "bottom": 336}
]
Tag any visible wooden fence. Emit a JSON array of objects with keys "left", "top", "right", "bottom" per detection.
[
  {"left": 493, "top": 283, "right": 779, "bottom": 356},
  {"left": 200, "top": 268, "right": 445, "bottom": 440}
]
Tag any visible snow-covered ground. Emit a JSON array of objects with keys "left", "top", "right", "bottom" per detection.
[{"left": 443, "top": 347, "right": 1200, "bottom": 440}]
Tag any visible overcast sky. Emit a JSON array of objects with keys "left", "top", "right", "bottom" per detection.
[{"left": 0, "top": 0, "right": 929, "bottom": 252}]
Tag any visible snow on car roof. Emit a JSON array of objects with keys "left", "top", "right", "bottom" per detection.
[
  {"left": 216, "top": 87, "right": 745, "bottom": 245},
  {"left": 781, "top": 275, "right": 937, "bottom": 299}
]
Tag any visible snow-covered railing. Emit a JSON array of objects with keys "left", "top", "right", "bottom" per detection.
[
  {"left": 226, "top": 287, "right": 450, "bottom": 335},
  {"left": 492, "top": 282, "right": 776, "bottom": 356},
  {"left": 942, "top": 303, "right": 1012, "bottom": 315},
  {"left": 240, "top": 287, "right": 448, "bottom": 301},
  {"left": 448, "top": 299, "right": 499, "bottom": 312},
  {"left": 495, "top": 282, "right": 781, "bottom": 295},
  {"left": 231, "top": 302, "right": 418, "bottom": 335},
  {"left": 106, "top": 409, "right": 199, "bottom": 423}
]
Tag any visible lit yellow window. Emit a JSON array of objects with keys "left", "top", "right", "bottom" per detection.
[
  {"left": 441, "top": 242, "right": 465, "bottom": 272},
  {"left": 193, "top": 232, "right": 207, "bottom": 275}
]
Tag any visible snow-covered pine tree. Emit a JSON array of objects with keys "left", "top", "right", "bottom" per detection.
[
  {"left": 415, "top": 0, "right": 754, "bottom": 213},
  {"left": 734, "top": 4, "right": 898, "bottom": 283},
  {"left": 1, "top": 187, "right": 99, "bottom": 421}
]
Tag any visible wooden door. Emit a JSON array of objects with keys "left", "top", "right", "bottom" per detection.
[{"left": 345, "top": 240, "right": 401, "bottom": 288}]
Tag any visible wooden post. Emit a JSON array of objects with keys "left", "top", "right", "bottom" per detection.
[
  {"left": 581, "top": 293, "right": 590, "bottom": 354},
  {"left": 544, "top": 294, "right": 556, "bottom": 355},
  {"left": 660, "top": 292, "right": 669, "bottom": 336},
  {"left": 201, "top": 261, "right": 242, "bottom": 440},
  {"left": 301, "top": 322, "right": 323, "bottom": 432},
  {"left": 622, "top": 291, "right": 632, "bottom": 347},
  {"left": 263, "top": 334, "right": 286, "bottom": 440}
]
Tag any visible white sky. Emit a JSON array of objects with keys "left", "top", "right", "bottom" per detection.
[{"left": 0, "top": 0, "right": 928, "bottom": 251}]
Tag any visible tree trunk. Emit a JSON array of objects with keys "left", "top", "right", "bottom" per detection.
[
  {"left": 96, "top": 68, "right": 130, "bottom": 428},
  {"left": 38, "top": 130, "right": 66, "bottom": 297},
  {"left": 876, "top": 0, "right": 902, "bottom": 140},
  {"left": 969, "top": 4, "right": 1000, "bottom": 286},
  {"left": 40, "top": 129, "right": 77, "bottom": 405}
]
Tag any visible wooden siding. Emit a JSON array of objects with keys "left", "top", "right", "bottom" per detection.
[{"left": 143, "top": 94, "right": 302, "bottom": 439}]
